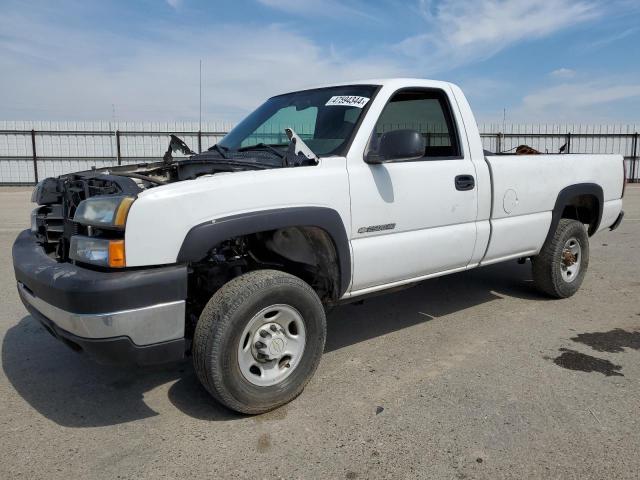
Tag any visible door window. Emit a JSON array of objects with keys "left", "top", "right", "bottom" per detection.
[{"left": 372, "top": 89, "right": 461, "bottom": 159}]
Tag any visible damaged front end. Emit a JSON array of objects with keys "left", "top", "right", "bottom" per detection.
[
  {"left": 31, "top": 173, "right": 141, "bottom": 262},
  {"left": 30, "top": 131, "right": 317, "bottom": 262}
]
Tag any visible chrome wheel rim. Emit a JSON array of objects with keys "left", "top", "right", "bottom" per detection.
[
  {"left": 560, "top": 237, "right": 581, "bottom": 283},
  {"left": 237, "top": 304, "right": 306, "bottom": 387}
]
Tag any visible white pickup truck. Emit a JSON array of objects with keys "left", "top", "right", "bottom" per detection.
[{"left": 13, "top": 78, "right": 625, "bottom": 413}]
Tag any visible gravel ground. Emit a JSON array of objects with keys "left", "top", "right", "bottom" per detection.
[{"left": 1, "top": 186, "right": 639, "bottom": 480}]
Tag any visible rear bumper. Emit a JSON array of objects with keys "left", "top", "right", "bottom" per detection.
[
  {"left": 13, "top": 229, "right": 188, "bottom": 366},
  {"left": 610, "top": 210, "right": 624, "bottom": 231}
]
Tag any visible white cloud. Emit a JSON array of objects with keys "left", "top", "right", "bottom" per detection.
[
  {"left": 508, "top": 79, "right": 640, "bottom": 122},
  {"left": 587, "top": 27, "right": 638, "bottom": 49},
  {"left": 397, "top": 0, "right": 601, "bottom": 72},
  {"left": 256, "top": 0, "right": 374, "bottom": 20},
  {"left": 549, "top": 68, "right": 576, "bottom": 79},
  {"left": 166, "top": 0, "right": 181, "bottom": 9},
  {"left": 0, "top": 0, "right": 634, "bottom": 123},
  {"left": 0, "top": 17, "right": 404, "bottom": 121},
  {"left": 523, "top": 82, "right": 640, "bottom": 110}
]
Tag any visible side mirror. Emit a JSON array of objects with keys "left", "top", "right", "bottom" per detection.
[{"left": 365, "top": 129, "right": 425, "bottom": 164}]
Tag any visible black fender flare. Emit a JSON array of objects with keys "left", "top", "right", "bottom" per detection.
[
  {"left": 177, "top": 207, "right": 351, "bottom": 297},
  {"left": 544, "top": 183, "right": 603, "bottom": 245}
]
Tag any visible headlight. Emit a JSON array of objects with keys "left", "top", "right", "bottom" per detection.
[
  {"left": 73, "top": 196, "right": 135, "bottom": 229},
  {"left": 69, "top": 236, "right": 126, "bottom": 268}
]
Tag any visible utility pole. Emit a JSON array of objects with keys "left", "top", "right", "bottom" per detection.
[{"left": 198, "top": 59, "right": 202, "bottom": 153}]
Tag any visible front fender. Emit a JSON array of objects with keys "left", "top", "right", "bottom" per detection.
[{"left": 177, "top": 207, "right": 351, "bottom": 297}]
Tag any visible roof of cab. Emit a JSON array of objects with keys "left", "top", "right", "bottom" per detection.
[{"left": 273, "top": 78, "right": 458, "bottom": 97}]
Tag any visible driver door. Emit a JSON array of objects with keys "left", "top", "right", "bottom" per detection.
[{"left": 347, "top": 87, "right": 478, "bottom": 292}]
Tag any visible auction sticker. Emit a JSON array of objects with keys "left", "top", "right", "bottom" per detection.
[{"left": 325, "top": 96, "right": 370, "bottom": 108}]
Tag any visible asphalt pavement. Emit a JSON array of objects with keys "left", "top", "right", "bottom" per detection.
[{"left": 1, "top": 186, "right": 639, "bottom": 479}]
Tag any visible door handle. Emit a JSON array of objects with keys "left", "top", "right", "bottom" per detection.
[{"left": 455, "top": 175, "right": 475, "bottom": 191}]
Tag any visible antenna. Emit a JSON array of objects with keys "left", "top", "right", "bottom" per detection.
[{"left": 199, "top": 59, "right": 202, "bottom": 133}]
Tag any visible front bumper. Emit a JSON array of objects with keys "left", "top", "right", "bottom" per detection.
[{"left": 13, "top": 229, "right": 188, "bottom": 366}]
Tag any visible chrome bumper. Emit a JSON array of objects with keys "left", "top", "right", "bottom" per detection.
[{"left": 18, "top": 282, "right": 185, "bottom": 346}]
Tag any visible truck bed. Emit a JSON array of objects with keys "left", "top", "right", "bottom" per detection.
[{"left": 480, "top": 153, "right": 624, "bottom": 265}]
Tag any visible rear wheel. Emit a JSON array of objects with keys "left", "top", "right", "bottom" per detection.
[
  {"left": 192, "top": 269, "right": 326, "bottom": 414},
  {"left": 532, "top": 218, "right": 589, "bottom": 298}
]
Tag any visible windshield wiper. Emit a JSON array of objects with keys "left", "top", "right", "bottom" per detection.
[
  {"left": 237, "top": 143, "right": 287, "bottom": 159},
  {"left": 202, "top": 159, "right": 273, "bottom": 170}
]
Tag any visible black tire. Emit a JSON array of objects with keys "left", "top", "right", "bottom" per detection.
[
  {"left": 192, "top": 269, "right": 326, "bottom": 414},
  {"left": 532, "top": 218, "right": 590, "bottom": 298}
]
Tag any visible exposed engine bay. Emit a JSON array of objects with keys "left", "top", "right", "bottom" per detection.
[{"left": 30, "top": 133, "right": 318, "bottom": 262}]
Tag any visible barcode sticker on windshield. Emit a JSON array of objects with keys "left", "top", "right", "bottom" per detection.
[{"left": 325, "top": 96, "right": 370, "bottom": 108}]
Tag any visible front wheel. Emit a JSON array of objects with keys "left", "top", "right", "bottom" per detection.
[
  {"left": 192, "top": 270, "right": 326, "bottom": 414},
  {"left": 532, "top": 218, "right": 590, "bottom": 298}
]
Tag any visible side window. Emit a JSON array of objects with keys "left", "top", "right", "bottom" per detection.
[{"left": 373, "top": 89, "right": 461, "bottom": 158}]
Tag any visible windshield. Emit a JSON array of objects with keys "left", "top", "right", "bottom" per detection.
[{"left": 218, "top": 85, "right": 378, "bottom": 157}]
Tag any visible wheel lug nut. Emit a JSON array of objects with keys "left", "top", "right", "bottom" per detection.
[
  {"left": 257, "top": 352, "right": 268, "bottom": 360},
  {"left": 259, "top": 330, "right": 271, "bottom": 338},
  {"left": 255, "top": 341, "right": 265, "bottom": 349},
  {"left": 270, "top": 325, "right": 278, "bottom": 332}
]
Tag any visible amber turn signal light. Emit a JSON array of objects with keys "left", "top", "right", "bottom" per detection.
[
  {"left": 114, "top": 197, "right": 135, "bottom": 227},
  {"left": 108, "top": 240, "right": 126, "bottom": 268}
]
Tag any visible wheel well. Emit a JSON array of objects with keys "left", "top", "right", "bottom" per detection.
[
  {"left": 560, "top": 194, "right": 600, "bottom": 235},
  {"left": 185, "top": 226, "right": 341, "bottom": 331}
]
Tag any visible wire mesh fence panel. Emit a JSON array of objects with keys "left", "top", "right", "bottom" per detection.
[
  {"left": 0, "top": 121, "right": 638, "bottom": 183},
  {"left": 0, "top": 158, "right": 35, "bottom": 184}
]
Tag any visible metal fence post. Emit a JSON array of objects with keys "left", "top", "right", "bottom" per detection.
[
  {"left": 198, "top": 130, "right": 202, "bottom": 153},
  {"left": 632, "top": 132, "right": 639, "bottom": 183},
  {"left": 115, "top": 130, "right": 122, "bottom": 166},
  {"left": 496, "top": 132, "right": 502, "bottom": 153},
  {"left": 31, "top": 129, "right": 38, "bottom": 184},
  {"left": 566, "top": 132, "right": 571, "bottom": 154}
]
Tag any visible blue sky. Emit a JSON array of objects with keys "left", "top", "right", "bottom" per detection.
[{"left": 1, "top": 0, "right": 639, "bottom": 123}]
